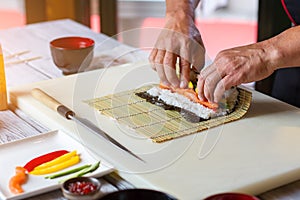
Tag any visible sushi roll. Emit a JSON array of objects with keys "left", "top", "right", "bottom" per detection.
[{"left": 136, "top": 83, "right": 239, "bottom": 121}]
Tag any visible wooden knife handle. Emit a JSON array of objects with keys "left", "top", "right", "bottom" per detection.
[
  {"left": 31, "top": 88, "right": 61, "bottom": 110},
  {"left": 31, "top": 88, "right": 75, "bottom": 119}
]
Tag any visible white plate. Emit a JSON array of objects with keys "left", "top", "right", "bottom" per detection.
[{"left": 0, "top": 130, "right": 114, "bottom": 200}]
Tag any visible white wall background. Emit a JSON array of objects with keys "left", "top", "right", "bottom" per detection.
[{"left": 0, "top": 0, "right": 24, "bottom": 13}]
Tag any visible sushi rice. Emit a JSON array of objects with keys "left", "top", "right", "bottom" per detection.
[{"left": 146, "top": 86, "right": 239, "bottom": 119}]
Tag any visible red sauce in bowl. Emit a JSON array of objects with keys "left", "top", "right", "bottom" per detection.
[
  {"left": 50, "top": 37, "right": 94, "bottom": 50},
  {"left": 62, "top": 177, "right": 101, "bottom": 199},
  {"left": 68, "top": 181, "right": 98, "bottom": 195}
]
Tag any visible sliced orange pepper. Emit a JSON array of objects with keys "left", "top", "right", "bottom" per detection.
[
  {"left": 9, "top": 166, "right": 28, "bottom": 194},
  {"left": 159, "top": 83, "right": 218, "bottom": 110}
]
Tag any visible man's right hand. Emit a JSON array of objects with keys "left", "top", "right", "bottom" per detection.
[{"left": 148, "top": 0, "right": 205, "bottom": 89}]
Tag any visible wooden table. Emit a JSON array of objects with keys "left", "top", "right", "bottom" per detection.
[{"left": 0, "top": 19, "right": 299, "bottom": 200}]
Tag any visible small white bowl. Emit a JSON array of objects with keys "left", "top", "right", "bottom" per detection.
[{"left": 61, "top": 177, "right": 102, "bottom": 200}]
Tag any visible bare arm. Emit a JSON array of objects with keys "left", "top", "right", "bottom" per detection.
[
  {"left": 269, "top": 26, "right": 300, "bottom": 68},
  {"left": 197, "top": 26, "right": 300, "bottom": 103}
]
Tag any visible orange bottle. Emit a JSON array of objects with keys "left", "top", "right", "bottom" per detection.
[{"left": 0, "top": 45, "right": 8, "bottom": 110}]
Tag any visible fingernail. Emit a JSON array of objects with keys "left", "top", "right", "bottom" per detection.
[
  {"left": 180, "top": 81, "right": 187, "bottom": 88},
  {"left": 198, "top": 95, "right": 203, "bottom": 101},
  {"left": 173, "top": 83, "right": 180, "bottom": 88},
  {"left": 162, "top": 81, "right": 170, "bottom": 87},
  {"left": 170, "top": 80, "right": 180, "bottom": 88}
]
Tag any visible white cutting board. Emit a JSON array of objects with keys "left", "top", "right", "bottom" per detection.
[{"left": 9, "top": 62, "right": 300, "bottom": 199}]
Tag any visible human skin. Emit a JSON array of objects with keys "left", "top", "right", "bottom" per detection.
[
  {"left": 150, "top": 0, "right": 300, "bottom": 103},
  {"left": 197, "top": 25, "right": 300, "bottom": 103},
  {"left": 148, "top": 0, "right": 205, "bottom": 89}
]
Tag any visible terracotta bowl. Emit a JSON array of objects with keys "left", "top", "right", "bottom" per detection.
[{"left": 50, "top": 36, "right": 94, "bottom": 75}]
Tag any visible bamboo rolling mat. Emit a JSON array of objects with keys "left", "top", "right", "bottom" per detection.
[{"left": 84, "top": 85, "right": 252, "bottom": 143}]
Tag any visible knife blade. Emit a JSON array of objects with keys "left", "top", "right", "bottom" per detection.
[{"left": 31, "top": 88, "right": 145, "bottom": 162}]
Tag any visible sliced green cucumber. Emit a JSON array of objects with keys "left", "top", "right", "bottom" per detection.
[
  {"left": 45, "top": 164, "right": 91, "bottom": 179},
  {"left": 59, "top": 161, "right": 100, "bottom": 183}
]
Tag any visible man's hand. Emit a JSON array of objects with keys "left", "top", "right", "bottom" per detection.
[
  {"left": 197, "top": 43, "right": 275, "bottom": 103},
  {"left": 149, "top": 0, "right": 205, "bottom": 88}
]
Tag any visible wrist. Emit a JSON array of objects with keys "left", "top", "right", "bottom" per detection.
[
  {"left": 165, "top": 0, "right": 195, "bottom": 21},
  {"left": 166, "top": 9, "right": 194, "bottom": 22},
  {"left": 259, "top": 39, "right": 282, "bottom": 72}
]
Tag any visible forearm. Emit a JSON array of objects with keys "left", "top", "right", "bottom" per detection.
[
  {"left": 165, "top": 0, "right": 200, "bottom": 20},
  {"left": 263, "top": 26, "right": 300, "bottom": 71}
]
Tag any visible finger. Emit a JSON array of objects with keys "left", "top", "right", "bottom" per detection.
[
  {"left": 148, "top": 48, "right": 158, "bottom": 71},
  {"left": 197, "top": 63, "right": 217, "bottom": 101},
  {"left": 164, "top": 51, "right": 179, "bottom": 87},
  {"left": 213, "top": 78, "right": 227, "bottom": 103},
  {"left": 191, "top": 45, "right": 206, "bottom": 70},
  {"left": 155, "top": 50, "right": 169, "bottom": 85},
  {"left": 179, "top": 39, "right": 190, "bottom": 62},
  {"left": 203, "top": 71, "right": 222, "bottom": 103},
  {"left": 190, "top": 65, "right": 199, "bottom": 84},
  {"left": 191, "top": 65, "right": 200, "bottom": 73},
  {"left": 179, "top": 58, "right": 190, "bottom": 88},
  {"left": 213, "top": 74, "right": 237, "bottom": 102},
  {"left": 200, "top": 63, "right": 217, "bottom": 77},
  {"left": 197, "top": 73, "right": 206, "bottom": 101}
]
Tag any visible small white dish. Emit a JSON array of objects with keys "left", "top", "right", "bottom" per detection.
[{"left": 0, "top": 130, "right": 114, "bottom": 200}]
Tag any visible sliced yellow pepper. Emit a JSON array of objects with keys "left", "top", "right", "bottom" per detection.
[
  {"left": 188, "top": 81, "right": 194, "bottom": 89},
  {"left": 30, "top": 155, "right": 80, "bottom": 175},
  {"left": 195, "top": 87, "right": 199, "bottom": 94},
  {"left": 34, "top": 151, "right": 77, "bottom": 170}
]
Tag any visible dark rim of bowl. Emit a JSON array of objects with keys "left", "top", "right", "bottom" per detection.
[
  {"left": 204, "top": 192, "right": 260, "bottom": 200},
  {"left": 99, "top": 189, "right": 178, "bottom": 200}
]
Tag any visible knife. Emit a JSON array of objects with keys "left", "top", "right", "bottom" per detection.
[{"left": 31, "top": 88, "right": 145, "bottom": 162}]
